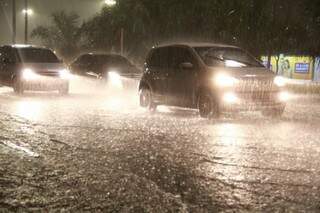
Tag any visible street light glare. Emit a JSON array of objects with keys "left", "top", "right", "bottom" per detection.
[
  {"left": 105, "top": 0, "right": 116, "bottom": 6},
  {"left": 22, "top": 8, "right": 33, "bottom": 15}
]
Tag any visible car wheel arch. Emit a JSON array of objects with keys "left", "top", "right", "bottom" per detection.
[{"left": 139, "top": 81, "right": 153, "bottom": 93}]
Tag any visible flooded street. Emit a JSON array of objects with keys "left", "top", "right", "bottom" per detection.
[{"left": 0, "top": 80, "right": 320, "bottom": 212}]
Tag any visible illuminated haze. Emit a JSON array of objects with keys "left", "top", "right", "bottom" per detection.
[{"left": 0, "top": 0, "right": 103, "bottom": 44}]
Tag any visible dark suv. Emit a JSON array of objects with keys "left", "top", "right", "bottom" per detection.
[
  {"left": 0, "top": 45, "right": 70, "bottom": 94},
  {"left": 139, "top": 43, "right": 288, "bottom": 118},
  {"left": 70, "top": 53, "right": 141, "bottom": 88}
]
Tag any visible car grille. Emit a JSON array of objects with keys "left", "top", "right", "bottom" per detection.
[
  {"left": 36, "top": 70, "right": 60, "bottom": 77},
  {"left": 236, "top": 78, "right": 276, "bottom": 101}
]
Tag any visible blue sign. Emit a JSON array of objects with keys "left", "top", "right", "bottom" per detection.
[
  {"left": 295, "top": 63, "right": 309, "bottom": 73},
  {"left": 315, "top": 58, "right": 320, "bottom": 81}
]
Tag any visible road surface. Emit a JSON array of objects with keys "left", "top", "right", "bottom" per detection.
[{"left": 0, "top": 78, "right": 320, "bottom": 212}]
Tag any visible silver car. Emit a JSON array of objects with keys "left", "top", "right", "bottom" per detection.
[{"left": 139, "top": 43, "right": 288, "bottom": 118}]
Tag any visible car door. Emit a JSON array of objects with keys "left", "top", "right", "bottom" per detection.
[
  {"left": 0, "top": 48, "right": 16, "bottom": 86},
  {"left": 147, "top": 47, "right": 169, "bottom": 103},
  {"left": 167, "top": 47, "right": 198, "bottom": 107}
]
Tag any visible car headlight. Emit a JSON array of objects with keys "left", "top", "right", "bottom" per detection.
[
  {"left": 59, "top": 69, "right": 71, "bottom": 80},
  {"left": 274, "top": 76, "right": 286, "bottom": 87},
  {"left": 278, "top": 91, "right": 290, "bottom": 102},
  {"left": 108, "top": 71, "right": 123, "bottom": 88},
  {"left": 214, "top": 73, "right": 238, "bottom": 87},
  {"left": 22, "top": 68, "right": 38, "bottom": 80},
  {"left": 223, "top": 92, "right": 238, "bottom": 104}
]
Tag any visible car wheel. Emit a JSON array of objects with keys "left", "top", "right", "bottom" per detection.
[
  {"left": 262, "top": 106, "right": 285, "bottom": 118},
  {"left": 13, "top": 78, "right": 24, "bottom": 94},
  {"left": 198, "top": 91, "right": 220, "bottom": 119},
  {"left": 139, "top": 88, "right": 157, "bottom": 112},
  {"left": 59, "top": 84, "right": 69, "bottom": 95}
]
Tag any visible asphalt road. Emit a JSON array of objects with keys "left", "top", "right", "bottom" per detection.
[{"left": 0, "top": 78, "right": 320, "bottom": 212}]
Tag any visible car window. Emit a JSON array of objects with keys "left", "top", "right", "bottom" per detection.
[
  {"left": 195, "top": 47, "right": 263, "bottom": 68},
  {"left": 73, "top": 56, "right": 83, "bottom": 65},
  {"left": 170, "top": 47, "right": 194, "bottom": 69},
  {"left": 17, "top": 48, "right": 59, "bottom": 63},
  {"left": 106, "top": 55, "right": 132, "bottom": 67},
  {"left": 81, "top": 55, "right": 93, "bottom": 65},
  {"left": 148, "top": 49, "right": 161, "bottom": 68},
  {"left": 148, "top": 48, "right": 169, "bottom": 69}
]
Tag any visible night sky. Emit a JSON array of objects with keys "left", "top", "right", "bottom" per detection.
[{"left": 0, "top": 0, "right": 104, "bottom": 44}]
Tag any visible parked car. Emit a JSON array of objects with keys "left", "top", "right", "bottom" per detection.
[
  {"left": 139, "top": 43, "right": 288, "bottom": 118},
  {"left": 70, "top": 53, "right": 141, "bottom": 88},
  {"left": 0, "top": 44, "right": 70, "bottom": 94}
]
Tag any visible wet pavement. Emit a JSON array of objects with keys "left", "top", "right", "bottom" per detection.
[{"left": 0, "top": 79, "right": 320, "bottom": 212}]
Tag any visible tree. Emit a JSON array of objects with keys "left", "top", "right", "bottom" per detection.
[{"left": 31, "top": 11, "right": 81, "bottom": 61}]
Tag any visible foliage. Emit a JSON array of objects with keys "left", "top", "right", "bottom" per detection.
[
  {"left": 33, "top": 1, "right": 320, "bottom": 62},
  {"left": 31, "top": 11, "right": 81, "bottom": 60}
]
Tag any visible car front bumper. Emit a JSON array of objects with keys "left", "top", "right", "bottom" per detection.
[
  {"left": 219, "top": 91, "right": 288, "bottom": 112},
  {"left": 21, "top": 77, "right": 68, "bottom": 91}
]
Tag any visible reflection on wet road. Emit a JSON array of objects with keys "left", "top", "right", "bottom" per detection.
[{"left": 0, "top": 80, "right": 319, "bottom": 212}]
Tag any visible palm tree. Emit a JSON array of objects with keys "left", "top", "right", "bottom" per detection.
[{"left": 31, "top": 11, "right": 81, "bottom": 61}]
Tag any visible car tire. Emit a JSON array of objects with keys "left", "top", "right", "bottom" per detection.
[
  {"left": 198, "top": 91, "right": 220, "bottom": 119},
  {"left": 59, "top": 84, "right": 69, "bottom": 95},
  {"left": 13, "top": 78, "right": 24, "bottom": 94},
  {"left": 139, "top": 87, "right": 157, "bottom": 112},
  {"left": 262, "top": 106, "right": 285, "bottom": 118}
]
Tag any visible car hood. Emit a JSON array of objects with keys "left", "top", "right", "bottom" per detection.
[
  {"left": 20, "top": 63, "right": 65, "bottom": 72},
  {"left": 209, "top": 67, "right": 275, "bottom": 79}
]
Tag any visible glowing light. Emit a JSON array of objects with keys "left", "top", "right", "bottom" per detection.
[
  {"left": 22, "top": 9, "right": 33, "bottom": 15},
  {"left": 225, "top": 60, "right": 246, "bottom": 68},
  {"left": 12, "top": 44, "right": 31, "bottom": 48},
  {"left": 204, "top": 124, "right": 245, "bottom": 184},
  {"left": 274, "top": 76, "right": 286, "bottom": 87},
  {"left": 15, "top": 100, "right": 43, "bottom": 120},
  {"left": 22, "top": 68, "right": 38, "bottom": 80},
  {"left": 278, "top": 91, "right": 290, "bottom": 102},
  {"left": 223, "top": 92, "right": 238, "bottom": 104},
  {"left": 59, "top": 69, "right": 71, "bottom": 80},
  {"left": 108, "top": 71, "right": 123, "bottom": 88},
  {"left": 214, "top": 73, "right": 238, "bottom": 87},
  {"left": 104, "top": 0, "right": 116, "bottom": 6}
]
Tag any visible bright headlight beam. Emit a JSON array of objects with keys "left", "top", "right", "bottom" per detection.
[
  {"left": 274, "top": 76, "right": 286, "bottom": 87},
  {"left": 108, "top": 71, "right": 123, "bottom": 88},
  {"left": 215, "top": 73, "right": 238, "bottom": 87},
  {"left": 279, "top": 91, "right": 290, "bottom": 102},
  {"left": 223, "top": 92, "right": 238, "bottom": 104},
  {"left": 225, "top": 60, "right": 246, "bottom": 68},
  {"left": 22, "top": 68, "right": 38, "bottom": 80},
  {"left": 59, "top": 69, "right": 71, "bottom": 80}
]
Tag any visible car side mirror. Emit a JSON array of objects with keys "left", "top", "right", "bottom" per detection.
[{"left": 179, "top": 62, "right": 194, "bottom": 70}]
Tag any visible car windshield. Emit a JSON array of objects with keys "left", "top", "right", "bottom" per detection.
[
  {"left": 195, "top": 47, "right": 263, "bottom": 68},
  {"left": 17, "top": 48, "right": 60, "bottom": 63},
  {"left": 107, "top": 56, "right": 133, "bottom": 68}
]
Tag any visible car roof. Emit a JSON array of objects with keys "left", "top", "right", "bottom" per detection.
[
  {"left": 155, "top": 42, "right": 239, "bottom": 49},
  {"left": 0, "top": 44, "right": 49, "bottom": 50},
  {"left": 84, "top": 53, "right": 124, "bottom": 57}
]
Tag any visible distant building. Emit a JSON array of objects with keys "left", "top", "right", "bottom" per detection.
[{"left": 261, "top": 55, "right": 320, "bottom": 81}]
